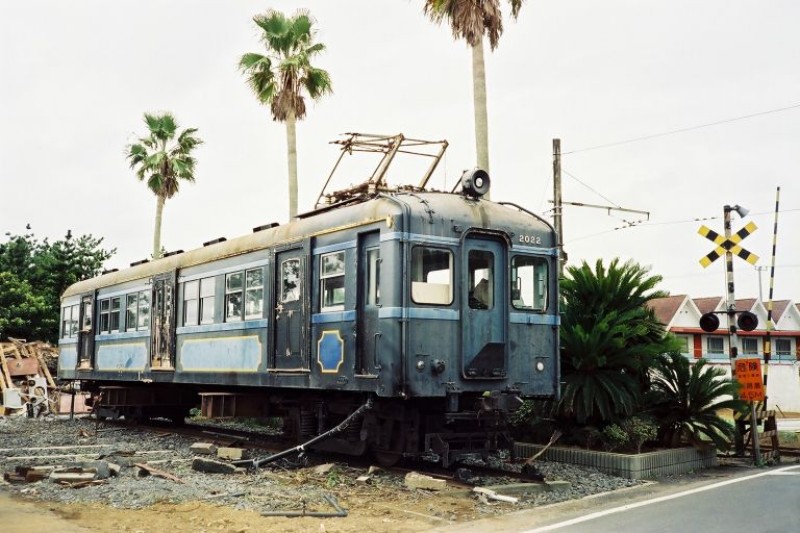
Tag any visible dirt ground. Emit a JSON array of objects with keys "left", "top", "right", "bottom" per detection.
[{"left": 2, "top": 484, "right": 484, "bottom": 533}]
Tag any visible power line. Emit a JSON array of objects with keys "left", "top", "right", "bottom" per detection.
[
  {"left": 562, "top": 103, "right": 800, "bottom": 155},
  {"left": 562, "top": 168, "right": 621, "bottom": 207}
]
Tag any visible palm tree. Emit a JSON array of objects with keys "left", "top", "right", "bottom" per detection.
[
  {"left": 559, "top": 258, "right": 679, "bottom": 424},
  {"left": 424, "top": 0, "right": 524, "bottom": 184},
  {"left": 648, "top": 352, "right": 744, "bottom": 450},
  {"left": 126, "top": 113, "right": 203, "bottom": 259},
  {"left": 239, "top": 9, "right": 332, "bottom": 218}
]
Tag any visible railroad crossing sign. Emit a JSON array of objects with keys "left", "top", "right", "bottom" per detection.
[{"left": 697, "top": 221, "right": 759, "bottom": 268}]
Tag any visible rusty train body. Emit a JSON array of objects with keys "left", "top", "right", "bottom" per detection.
[{"left": 58, "top": 134, "right": 560, "bottom": 465}]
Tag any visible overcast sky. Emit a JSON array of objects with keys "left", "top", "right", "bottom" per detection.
[{"left": 1, "top": 1, "right": 798, "bottom": 303}]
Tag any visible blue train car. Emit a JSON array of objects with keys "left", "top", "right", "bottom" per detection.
[{"left": 58, "top": 134, "right": 559, "bottom": 465}]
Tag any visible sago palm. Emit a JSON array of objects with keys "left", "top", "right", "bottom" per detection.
[
  {"left": 239, "top": 9, "right": 332, "bottom": 218},
  {"left": 424, "top": 0, "right": 524, "bottom": 185},
  {"left": 126, "top": 113, "right": 202, "bottom": 259},
  {"left": 648, "top": 352, "right": 744, "bottom": 451}
]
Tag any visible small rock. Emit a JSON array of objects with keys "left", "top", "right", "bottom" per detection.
[
  {"left": 312, "top": 463, "right": 336, "bottom": 475},
  {"left": 192, "top": 457, "right": 238, "bottom": 474},
  {"left": 404, "top": 471, "right": 446, "bottom": 491},
  {"left": 190, "top": 442, "right": 217, "bottom": 455}
]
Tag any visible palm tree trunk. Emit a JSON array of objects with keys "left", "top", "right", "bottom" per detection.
[
  {"left": 286, "top": 111, "right": 298, "bottom": 218},
  {"left": 153, "top": 194, "right": 165, "bottom": 259},
  {"left": 472, "top": 39, "right": 490, "bottom": 198}
]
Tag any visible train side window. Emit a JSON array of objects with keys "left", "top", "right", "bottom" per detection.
[
  {"left": 281, "top": 259, "right": 301, "bottom": 303},
  {"left": 511, "top": 256, "right": 548, "bottom": 311},
  {"left": 245, "top": 268, "right": 264, "bottom": 319},
  {"left": 225, "top": 272, "right": 244, "bottom": 322},
  {"left": 410, "top": 247, "right": 453, "bottom": 305},
  {"left": 200, "top": 277, "right": 216, "bottom": 324},
  {"left": 137, "top": 290, "right": 150, "bottom": 329},
  {"left": 468, "top": 250, "right": 494, "bottom": 309},
  {"left": 320, "top": 252, "right": 345, "bottom": 312},
  {"left": 110, "top": 297, "right": 121, "bottom": 331},
  {"left": 61, "top": 304, "right": 79, "bottom": 338},
  {"left": 367, "top": 248, "right": 380, "bottom": 306},
  {"left": 99, "top": 299, "right": 110, "bottom": 333},
  {"left": 126, "top": 293, "right": 139, "bottom": 331},
  {"left": 183, "top": 280, "right": 199, "bottom": 326}
]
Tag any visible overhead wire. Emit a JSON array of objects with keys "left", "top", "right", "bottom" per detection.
[{"left": 562, "top": 102, "right": 800, "bottom": 156}]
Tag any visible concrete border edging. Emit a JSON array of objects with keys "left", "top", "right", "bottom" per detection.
[{"left": 514, "top": 443, "right": 718, "bottom": 479}]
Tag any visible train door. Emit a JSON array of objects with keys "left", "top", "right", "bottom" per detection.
[
  {"left": 462, "top": 236, "right": 507, "bottom": 378},
  {"left": 150, "top": 272, "right": 176, "bottom": 369},
  {"left": 274, "top": 248, "right": 307, "bottom": 370},
  {"left": 77, "top": 295, "right": 94, "bottom": 369},
  {"left": 357, "top": 232, "right": 381, "bottom": 375}
]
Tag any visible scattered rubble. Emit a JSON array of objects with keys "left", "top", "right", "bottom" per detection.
[{"left": 0, "top": 415, "right": 646, "bottom": 529}]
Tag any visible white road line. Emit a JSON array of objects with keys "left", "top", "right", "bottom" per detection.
[{"left": 524, "top": 465, "right": 800, "bottom": 532}]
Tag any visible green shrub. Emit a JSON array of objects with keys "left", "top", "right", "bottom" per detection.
[{"left": 601, "top": 424, "right": 628, "bottom": 451}]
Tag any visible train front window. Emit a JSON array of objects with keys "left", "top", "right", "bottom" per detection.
[
  {"left": 511, "top": 256, "right": 548, "bottom": 311},
  {"left": 320, "top": 252, "right": 345, "bottom": 311},
  {"left": 468, "top": 250, "right": 494, "bottom": 309},
  {"left": 410, "top": 247, "right": 453, "bottom": 305}
]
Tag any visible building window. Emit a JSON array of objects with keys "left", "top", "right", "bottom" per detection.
[
  {"left": 775, "top": 338, "right": 792, "bottom": 361},
  {"left": 200, "top": 278, "right": 216, "bottom": 324},
  {"left": 511, "top": 255, "right": 548, "bottom": 311},
  {"left": 410, "top": 247, "right": 453, "bottom": 305},
  {"left": 225, "top": 272, "right": 244, "bottom": 321},
  {"left": 320, "top": 252, "right": 345, "bottom": 312},
  {"left": 742, "top": 337, "right": 759, "bottom": 355},
  {"left": 707, "top": 337, "right": 724, "bottom": 355},
  {"left": 61, "top": 304, "right": 79, "bottom": 338},
  {"left": 468, "top": 250, "right": 494, "bottom": 309},
  {"left": 245, "top": 268, "right": 264, "bottom": 319},
  {"left": 281, "top": 259, "right": 301, "bottom": 303}
]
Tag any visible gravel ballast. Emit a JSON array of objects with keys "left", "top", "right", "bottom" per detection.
[{"left": 0, "top": 415, "right": 646, "bottom": 515}]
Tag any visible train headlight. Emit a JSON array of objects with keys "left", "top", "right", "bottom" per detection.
[{"left": 535, "top": 361, "right": 545, "bottom": 372}]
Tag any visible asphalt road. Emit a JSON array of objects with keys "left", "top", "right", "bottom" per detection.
[{"left": 429, "top": 463, "right": 800, "bottom": 533}]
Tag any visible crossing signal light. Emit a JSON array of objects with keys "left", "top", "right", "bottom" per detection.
[
  {"left": 737, "top": 311, "right": 758, "bottom": 332},
  {"left": 699, "top": 313, "right": 720, "bottom": 333}
]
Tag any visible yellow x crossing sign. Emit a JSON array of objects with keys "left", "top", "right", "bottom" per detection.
[{"left": 698, "top": 222, "right": 759, "bottom": 268}]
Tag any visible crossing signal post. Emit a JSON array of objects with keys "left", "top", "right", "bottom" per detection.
[{"left": 697, "top": 204, "right": 760, "bottom": 460}]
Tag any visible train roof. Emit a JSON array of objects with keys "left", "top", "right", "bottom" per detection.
[{"left": 62, "top": 190, "right": 554, "bottom": 300}]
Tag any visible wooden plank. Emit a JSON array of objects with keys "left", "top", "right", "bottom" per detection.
[{"left": 133, "top": 462, "right": 185, "bottom": 484}]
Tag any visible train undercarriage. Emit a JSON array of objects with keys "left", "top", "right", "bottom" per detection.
[{"left": 82, "top": 383, "right": 516, "bottom": 467}]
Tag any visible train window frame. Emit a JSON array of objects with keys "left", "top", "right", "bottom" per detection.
[
  {"left": 109, "top": 297, "right": 121, "bottom": 332},
  {"left": 367, "top": 248, "right": 380, "bottom": 306},
  {"left": 225, "top": 272, "right": 244, "bottom": 322},
  {"left": 182, "top": 280, "right": 200, "bottom": 326},
  {"left": 126, "top": 293, "right": 139, "bottom": 331},
  {"left": 137, "top": 290, "right": 150, "bottom": 329},
  {"left": 199, "top": 277, "right": 216, "bottom": 325},
  {"left": 281, "top": 259, "right": 301, "bottom": 304},
  {"left": 510, "top": 255, "right": 548, "bottom": 312},
  {"left": 245, "top": 268, "right": 264, "bottom": 319},
  {"left": 320, "top": 251, "right": 346, "bottom": 312},
  {"left": 468, "top": 250, "right": 494, "bottom": 310},
  {"left": 61, "top": 304, "right": 79, "bottom": 338},
  {"left": 98, "top": 299, "right": 110, "bottom": 333},
  {"left": 410, "top": 246, "right": 453, "bottom": 306}
]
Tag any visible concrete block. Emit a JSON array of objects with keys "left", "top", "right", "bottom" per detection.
[
  {"left": 217, "top": 447, "right": 246, "bottom": 461},
  {"left": 312, "top": 463, "right": 336, "bottom": 475},
  {"left": 190, "top": 442, "right": 217, "bottom": 455}
]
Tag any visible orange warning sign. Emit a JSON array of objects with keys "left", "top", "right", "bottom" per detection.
[{"left": 735, "top": 358, "right": 765, "bottom": 402}]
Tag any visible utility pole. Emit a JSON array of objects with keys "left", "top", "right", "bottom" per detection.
[{"left": 552, "top": 139, "right": 566, "bottom": 277}]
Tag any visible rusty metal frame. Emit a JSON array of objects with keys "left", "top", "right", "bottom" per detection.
[{"left": 314, "top": 133, "right": 449, "bottom": 209}]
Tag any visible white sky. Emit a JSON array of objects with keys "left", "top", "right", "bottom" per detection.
[{"left": 1, "top": 0, "right": 798, "bottom": 303}]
